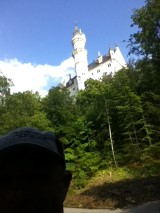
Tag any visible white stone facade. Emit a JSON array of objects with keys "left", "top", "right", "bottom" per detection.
[{"left": 66, "top": 26, "right": 127, "bottom": 96}]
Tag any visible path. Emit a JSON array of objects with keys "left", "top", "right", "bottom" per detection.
[{"left": 64, "top": 200, "right": 160, "bottom": 213}]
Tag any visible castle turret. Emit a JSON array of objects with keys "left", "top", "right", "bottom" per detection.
[{"left": 72, "top": 25, "right": 88, "bottom": 90}]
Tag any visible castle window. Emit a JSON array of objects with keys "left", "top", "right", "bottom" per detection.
[
  {"left": 108, "top": 63, "right": 111, "bottom": 67},
  {"left": 73, "top": 87, "right": 75, "bottom": 91},
  {"left": 92, "top": 73, "right": 93, "bottom": 75},
  {"left": 97, "top": 69, "right": 100, "bottom": 73}
]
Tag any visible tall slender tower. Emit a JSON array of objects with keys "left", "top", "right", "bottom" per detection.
[{"left": 72, "top": 25, "right": 88, "bottom": 90}]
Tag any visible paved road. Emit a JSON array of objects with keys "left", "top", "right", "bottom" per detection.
[{"left": 64, "top": 200, "right": 160, "bottom": 213}]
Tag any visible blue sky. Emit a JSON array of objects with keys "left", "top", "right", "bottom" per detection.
[{"left": 0, "top": 0, "right": 145, "bottom": 96}]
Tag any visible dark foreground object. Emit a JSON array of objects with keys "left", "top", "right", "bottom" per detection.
[{"left": 0, "top": 127, "right": 71, "bottom": 213}]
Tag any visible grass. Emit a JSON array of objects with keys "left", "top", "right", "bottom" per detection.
[{"left": 64, "top": 160, "right": 160, "bottom": 209}]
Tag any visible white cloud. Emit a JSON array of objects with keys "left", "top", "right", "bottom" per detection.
[{"left": 0, "top": 57, "right": 75, "bottom": 97}]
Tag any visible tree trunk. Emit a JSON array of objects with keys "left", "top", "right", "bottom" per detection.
[
  {"left": 108, "top": 116, "right": 118, "bottom": 167},
  {"left": 105, "top": 99, "right": 118, "bottom": 167}
]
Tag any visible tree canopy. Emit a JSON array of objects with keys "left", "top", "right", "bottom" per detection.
[{"left": 129, "top": 0, "right": 160, "bottom": 63}]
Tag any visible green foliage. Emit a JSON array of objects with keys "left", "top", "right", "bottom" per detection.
[
  {"left": 0, "top": 72, "right": 13, "bottom": 98},
  {"left": 129, "top": 0, "right": 160, "bottom": 61},
  {"left": 0, "top": 73, "right": 14, "bottom": 110},
  {"left": 0, "top": 91, "right": 51, "bottom": 135},
  {"left": 42, "top": 86, "right": 77, "bottom": 136},
  {"left": 66, "top": 146, "right": 101, "bottom": 188},
  {"left": 140, "top": 142, "right": 160, "bottom": 162},
  {"left": 128, "top": 0, "right": 160, "bottom": 96}
]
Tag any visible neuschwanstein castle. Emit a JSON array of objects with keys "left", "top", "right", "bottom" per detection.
[{"left": 65, "top": 25, "right": 127, "bottom": 96}]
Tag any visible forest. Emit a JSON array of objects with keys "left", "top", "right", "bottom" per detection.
[{"left": 0, "top": 0, "right": 160, "bottom": 189}]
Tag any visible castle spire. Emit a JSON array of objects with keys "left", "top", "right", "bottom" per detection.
[{"left": 73, "top": 23, "right": 81, "bottom": 36}]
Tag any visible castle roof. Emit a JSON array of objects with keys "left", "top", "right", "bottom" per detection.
[
  {"left": 88, "top": 53, "right": 111, "bottom": 70},
  {"left": 73, "top": 25, "right": 83, "bottom": 36},
  {"left": 66, "top": 75, "right": 76, "bottom": 88}
]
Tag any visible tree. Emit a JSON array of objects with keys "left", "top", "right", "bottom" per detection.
[
  {"left": 109, "top": 69, "right": 153, "bottom": 162},
  {"left": 140, "top": 91, "right": 160, "bottom": 144},
  {"left": 77, "top": 78, "right": 118, "bottom": 167},
  {"left": 0, "top": 72, "right": 13, "bottom": 105},
  {"left": 0, "top": 91, "right": 51, "bottom": 135},
  {"left": 128, "top": 0, "right": 160, "bottom": 63},
  {"left": 42, "top": 86, "right": 76, "bottom": 130}
]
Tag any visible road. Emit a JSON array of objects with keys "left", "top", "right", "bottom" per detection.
[{"left": 64, "top": 200, "right": 160, "bottom": 213}]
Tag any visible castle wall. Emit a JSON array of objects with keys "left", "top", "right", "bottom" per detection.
[
  {"left": 66, "top": 77, "right": 78, "bottom": 97},
  {"left": 88, "top": 59, "right": 113, "bottom": 80}
]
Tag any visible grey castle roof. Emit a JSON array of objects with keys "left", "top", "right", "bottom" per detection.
[
  {"left": 66, "top": 75, "right": 76, "bottom": 87},
  {"left": 88, "top": 53, "right": 111, "bottom": 70}
]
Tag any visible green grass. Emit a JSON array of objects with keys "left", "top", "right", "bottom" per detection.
[
  {"left": 65, "top": 160, "right": 160, "bottom": 208},
  {"left": 89, "top": 161, "right": 160, "bottom": 185}
]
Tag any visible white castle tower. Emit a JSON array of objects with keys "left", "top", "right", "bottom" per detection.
[
  {"left": 65, "top": 26, "right": 127, "bottom": 97},
  {"left": 72, "top": 25, "right": 88, "bottom": 90}
]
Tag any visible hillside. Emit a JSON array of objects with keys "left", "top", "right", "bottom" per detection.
[{"left": 64, "top": 163, "right": 160, "bottom": 209}]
